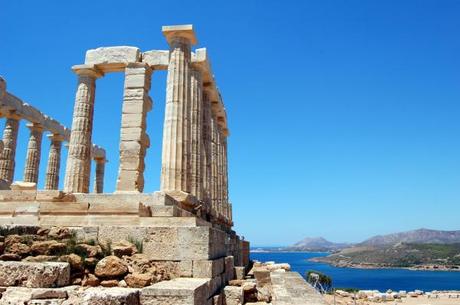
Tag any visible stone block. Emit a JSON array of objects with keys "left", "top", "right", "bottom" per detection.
[
  {"left": 253, "top": 268, "right": 271, "bottom": 288},
  {"left": 39, "top": 202, "right": 89, "bottom": 215},
  {"left": 85, "top": 46, "right": 141, "bottom": 72},
  {"left": 124, "top": 73, "right": 150, "bottom": 89},
  {"left": 35, "top": 191, "right": 64, "bottom": 202},
  {"left": 193, "top": 258, "right": 224, "bottom": 278},
  {"left": 0, "top": 190, "right": 36, "bottom": 201},
  {"left": 88, "top": 201, "right": 139, "bottom": 215},
  {"left": 10, "top": 181, "right": 36, "bottom": 191},
  {"left": 0, "top": 261, "right": 70, "bottom": 288},
  {"left": 83, "top": 287, "right": 140, "bottom": 305},
  {"left": 223, "top": 286, "right": 243, "bottom": 305},
  {"left": 140, "top": 278, "right": 210, "bottom": 305},
  {"left": 224, "top": 256, "right": 235, "bottom": 283},
  {"left": 121, "top": 113, "right": 145, "bottom": 128},
  {"left": 234, "top": 266, "right": 245, "bottom": 280},
  {"left": 142, "top": 50, "right": 169, "bottom": 70},
  {"left": 179, "top": 260, "right": 193, "bottom": 277},
  {"left": 0, "top": 202, "right": 39, "bottom": 216},
  {"left": 207, "top": 274, "right": 223, "bottom": 297}
]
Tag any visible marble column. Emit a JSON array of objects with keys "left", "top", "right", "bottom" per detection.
[
  {"left": 64, "top": 65, "right": 102, "bottom": 193},
  {"left": 216, "top": 128, "right": 223, "bottom": 219},
  {"left": 23, "top": 123, "right": 44, "bottom": 183},
  {"left": 0, "top": 113, "right": 20, "bottom": 183},
  {"left": 93, "top": 157, "right": 106, "bottom": 193},
  {"left": 160, "top": 25, "right": 196, "bottom": 193},
  {"left": 223, "top": 135, "right": 229, "bottom": 221},
  {"left": 201, "top": 91, "right": 213, "bottom": 214},
  {"left": 210, "top": 117, "right": 219, "bottom": 218},
  {"left": 189, "top": 69, "right": 204, "bottom": 200},
  {"left": 44, "top": 134, "right": 64, "bottom": 190},
  {"left": 116, "top": 63, "right": 152, "bottom": 193}
]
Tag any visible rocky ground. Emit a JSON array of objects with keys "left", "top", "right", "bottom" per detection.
[{"left": 0, "top": 226, "right": 181, "bottom": 289}]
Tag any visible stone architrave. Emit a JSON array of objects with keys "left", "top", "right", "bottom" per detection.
[
  {"left": 23, "top": 123, "right": 44, "bottom": 183},
  {"left": 64, "top": 65, "right": 103, "bottom": 193},
  {"left": 189, "top": 69, "right": 204, "bottom": 200},
  {"left": 94, "top": 157, "right": 107, "bottom": 193},
  {"left": 44, "top": 134, "right": 64, "bottom": 190},
  {"left": 116, "top": 63, "right": 152, "bottom": 193},
  {"left": 0, "top": 113, "right": 21, "bottom": 184},
  {"left": 160, "top": 25, "right": 197, "bottom": 193}
]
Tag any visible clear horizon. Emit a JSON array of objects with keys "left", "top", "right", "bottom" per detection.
[{"left": 2, "top": 0, "right": 460, "bottom": 246}]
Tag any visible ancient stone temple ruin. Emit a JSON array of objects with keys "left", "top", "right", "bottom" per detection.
[{"left": 0, "top": 25, "right": 322, "bottom": 305}]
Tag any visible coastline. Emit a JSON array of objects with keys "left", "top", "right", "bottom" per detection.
[{"left": 309, "top": 257, "right": 460, "bottom": 272}]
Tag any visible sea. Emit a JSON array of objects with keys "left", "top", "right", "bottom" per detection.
[{"left": 250, "top": 251, "right": 460, "bottom": 292}]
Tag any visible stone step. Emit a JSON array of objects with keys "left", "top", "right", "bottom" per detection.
[{"left": 141, "top": 278, "right": 211, "bottom": 305}]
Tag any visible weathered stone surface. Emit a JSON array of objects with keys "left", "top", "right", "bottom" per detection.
[
  {"left": 10, "top": 181, "right": 37, "bottom": 190},
  {"left": 124, "top": 273, "right": 151, "bottom": 288},
  {"left": 59, "top": 254, "right": 83, "bottom": 270},
  {"left": 85, "top": 47, "right": 141, "bottom": 72},
  {"left": 6, "top": 242, "right": 30, "bottom": 257},
  {"left": 193, "top": 258, "right": 224, "bottom": 278},
  {"left": 31, "top": 240, "right": 59, "bottom": 255},
  {"left": 100, "top": 279, "right": 119, "bottom": 287},
  {"left": 82, "top": 274, "right": 100, "bottom": 287},
  {"left": 83, "top": 287, "right": 140, "bottom": 305},
  {"left": 31, "top": 288, "right": 68, "bottom": 299},
  {"left": 112, "top": 240, "right": 137, "bottom": 257},
  {"left": 141, "top": 277, "right": 209, "bottom": 305},
  {"left": 223, "top": 286, "right": 243, "bottom": 305},
  {"left": 0, "top": 261, "right": 70, "bottom": 287},
  {"left": 142, "top": 50, "right": 169, "bottom": 70},
  {"left": 75, "top": 244, "right": 102, "bottom": 258},
  {"left": 95, "top": 256, "right": 128, "bottom": 279}
]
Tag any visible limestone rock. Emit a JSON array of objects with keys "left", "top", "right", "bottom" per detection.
[
  {"left": 59, "top": 254, "right": 83, "bottom": 270},
  {"left": 82, "top": 274, "right": 100, "bottom": 287},
  {"left": 0, "top": 261, "right": 70, "bottom": 288},
  {"left": 23, "top": 255, "right": 58, "bottom": 262},
  {"left": 95, "top": 256, "right": 128, "bottom": 279},
  {"left": 7, "top": 243, "right": 31, "bottom": 257},
  {"left": 4, "top": 234, "right": 23, "bottom": 247},
  {"left": 75, "top": 244, "right": 102, "bottom": 258},
  {"left": 0, "top": 253, "right": 21, "bottom": 261},
  {"left": 112, "top": 240, "right": 137, "bottom": 257},
  {"left": 100, "top": 279, "right": 119, "bottom": 287},
  {"left": 48, "top": 227, "right": 71, "bottom": 239},
  {"left": 124, "top": 273, "right": 151, "bottom": 288},
  {"left": 31, "top": 240, "right": 59, "bottom": 255}
]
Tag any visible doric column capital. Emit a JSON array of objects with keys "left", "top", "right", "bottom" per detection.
[
  {"left": 47, "top": 133, "right": 65, "bottom": 142},
  {"left": 26, "top": 123, "right": 44, "bottom": 132},
  {"left": 162, "top": 24, "right": 197, "bottom": 46},
  {"left": 4, "top": 111, "right": 21, "bottom": 121},
  {"left": 72, "top": 64, "right": 104, "bottom": 78},
  {"left": 93, "top": 157, "right": 108, "bottom": 164}
]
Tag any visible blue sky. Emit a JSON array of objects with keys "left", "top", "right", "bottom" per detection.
[{"left": 1, "top": 0, "right": 460, "bottom": 246}]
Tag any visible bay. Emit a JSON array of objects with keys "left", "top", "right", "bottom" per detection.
[{"left": 251, "top": 251, "right": 460, "bottom": 291}]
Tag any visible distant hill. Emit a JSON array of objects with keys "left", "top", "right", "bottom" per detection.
[
  {"left": 311, "top": 228, "right": 460, "bottom": 269},
  {"left": 287, "top": 237, "right": 350, "bottom": 251},
  {"left": 360, "top": 228, "right": 460, "bottom": 246}
]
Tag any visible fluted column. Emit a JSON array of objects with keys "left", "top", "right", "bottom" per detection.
[
  {"left": 210, "top": 117, "right": 219, "bottom": 217},
  {"left": 160, "top": 26, "right": 197, "bottom": 192},
  {"left": 222, "top": 136, "right": 230, "bottom": 222},
  {"left": 23, "top": 123, "right": 44, "bottom": 183},
  {"left": 93, "top": 157, "right": 106, "bottom": 193},
  {"left": 64, "top": 65, "right": 102, "bottom": 193},
  {"left": 116, "top": 63, "right": 152, "bottom": 193},
  {"left": 0, "top": 113, "right": 21, "bottom": 183},
  {"left": 44, "top": 134, "right": 64, "bottom": 190},
  {"left": 201, "top": 91, "right": 213, "bottom": 215},
  {"left": 189, "top": 69, "right": 204, "bottom": 200}
]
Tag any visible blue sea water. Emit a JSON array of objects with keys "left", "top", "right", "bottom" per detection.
[{"left": 251, "top": 252, "right": 460, "bottom": 291}]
